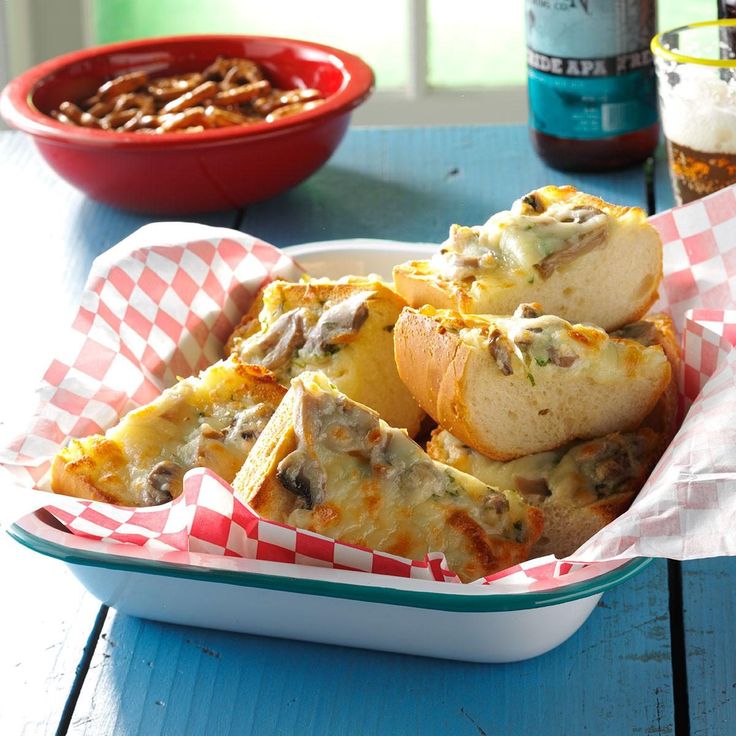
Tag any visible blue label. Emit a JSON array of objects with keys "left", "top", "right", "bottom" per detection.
[
  {"left": 527, "top": 67, "right": 658, "bottom": 139},
  {"left": 526, "top": 0, "right": 657, "bottom": 139}
]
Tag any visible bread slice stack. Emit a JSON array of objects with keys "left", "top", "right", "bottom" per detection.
[
  {"left": 393, "top": 185, "right": 662, "bottom": 331},
  {"left": 408, "top": 313, "right": 680, "bottom": 558},
  {"left": 388, "top": 187, "right": 676, "bottom": 557},
  {"left": 233, "top": 371, "right": 544, "bottom": 582},
  {"left": 226, "top": 277, "right": 425, "bottom": 437}
]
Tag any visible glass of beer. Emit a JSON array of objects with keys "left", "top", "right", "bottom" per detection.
[{"left": 652, "top": 20, "right": 736, "bottom": 204}]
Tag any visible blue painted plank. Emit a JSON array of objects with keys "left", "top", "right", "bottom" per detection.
[
  {"left": 654, "top": 143, "right": 736, "bottom": 735},
  {"left": 66, "top": 561, "right": 673, "bottom": 736},
  {"left": 681, "top": 559, "right": 736, "bottom": 736},
  {"left": 241, "top": 125, "right": 651, "bottom": 247},
  {"left": 653, "top": 142, "right": 676, "bottom": 213},
  {"left": 0, "top": 130, "right": 240, "bottom": 734},
  {"left": 0, "top": 531, "right": 104, "bottom": 736}
]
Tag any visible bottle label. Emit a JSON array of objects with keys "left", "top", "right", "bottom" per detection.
[{"left": 526, "top": 0, "right": 658, "bottom": 140}]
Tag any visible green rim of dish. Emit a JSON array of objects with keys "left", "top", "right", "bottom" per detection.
[{"left": 8, "top": 522, "right": 653, "bottom": 613}]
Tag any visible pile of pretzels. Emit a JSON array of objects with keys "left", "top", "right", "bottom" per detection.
[{"left": 51, "top": 56, "right": 326, "bottom": 134}]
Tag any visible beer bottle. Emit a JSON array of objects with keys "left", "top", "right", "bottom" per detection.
[
  {"left": 719, "top": 1, "right": 736, "bottom": 18},
  {"left": 525, "top": 0, "right": 659, "bottom": 172},
  {"left": 718, "top": 0, "right": 736, "bottom": 62}
]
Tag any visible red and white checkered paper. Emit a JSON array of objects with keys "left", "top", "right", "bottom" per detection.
[
  {"left": 572, "top": 187, "right": 736, "bottom": 562},
  {"left": 2, "top": 185, "right": 736, "bottom": 592}
]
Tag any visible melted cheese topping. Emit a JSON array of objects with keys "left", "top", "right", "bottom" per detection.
[
  {"left": 236, "top": 283, "right": 376, "bottom": 385},
  {"left": 56, "top": 359, "right": 283, "bottom": 506},
  {"left": 429, "top": 428, "right": 658, "bottom": 507},
  {"left": 277, "top": 372, "right": 536, "bottom": 577},
  {"left": 429, "top": 189, "right": 610, "bottom": 284},
  {"left": 421, "top": 305, "right": 657, "bottom": 384}
]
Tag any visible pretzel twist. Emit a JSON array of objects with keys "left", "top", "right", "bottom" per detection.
[{"left": 50, "top": 58, "right": 325, "bottom": 134}]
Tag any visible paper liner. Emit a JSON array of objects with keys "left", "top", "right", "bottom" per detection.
[
  {"left": 571, "top": 187, "right": 736, "bottom": 562},
  {"left": 3, "top": 185, "right": 736, "bottom": 591}
]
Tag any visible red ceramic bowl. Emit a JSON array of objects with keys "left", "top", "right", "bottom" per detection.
[{"left": 0, "top": 35, "right": 374, "bottom": 214}]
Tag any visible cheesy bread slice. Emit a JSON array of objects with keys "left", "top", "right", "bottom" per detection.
[
  {"left": 233, "top": 371, "right": 543, "bottom": 583},
  {"left": 226, "top": 278, "right": 424, "bottom": 436},
  {"left": 51, "top": 359, "right": 286, "bottom": 506},
  {"left": 426, "top": 427, "right": 661, "bottom": 559},
  {"left": 393, "top": 185, "right": 662, "bottom": 331},
  {"left": 393, "top": 304, "right": 672, "bottom": 461}
]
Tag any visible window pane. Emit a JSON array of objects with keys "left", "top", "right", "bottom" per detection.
[
  {"left": 428, "top": 0, "right": 526, "bottom": 88},
  {"left": 427, "top": 0, "right": 716, "bottom": 90},
  {"left": 658, "top": 0, "right": 715, "bottom": 30},
  {"left": 91, "top": 0, "right": 407, "bottom": 89}
]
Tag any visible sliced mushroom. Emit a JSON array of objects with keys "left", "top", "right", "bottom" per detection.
[
  {"left": 226, "top": 404, "right": 274, "bottom": 447},
  {"left": 483, "top": 492, "right": 510, "bottom": 514},
  {"left": 611, "top": 320, "right": 659, "bottom": 347},
  {"left": 488, "top": 328, "right": 514, "bottom": 375},
  {"left": 193, "top": 422, "right": 237, "bottom": 472},
  {"left": 556, "top": 205, "right": 603, "bottom": 224},
  {"left": 238, "top": 308, "right": 306, "bottom": 370},
  {"left": 143, "top": 460, "right": 183, "bottom": 505},
  {"left": 572, "top": 433, "right": 649, "bottom": 498},
  {"left": 535, "top": 224, "right": 608, "bottom": 279},
  {"left": 397, "top": 460, "right": 447, "bottom": 502},
  {"left": 451, "top": 254, "right": 482, "bottom": 269},
  {"left": 513, "top": 303, "right": 544, "bottom": 319},
  {"left": 513, "top": 475, "right": 551, "bottom": 498},
  {"left": 519, "top": 192, "right": 545, "bottom": 214},
  {"left": 228, "top": 413, "right": 257, "bottom": 442},
  {"left": 547, "top": 345, "right": 578, "bottom": 368},
  {"left": 303, "top": 292, "right": 372, "bottom": 354},
  {"left": 276, "top": 450, "right": 324, "bottom": 509}
]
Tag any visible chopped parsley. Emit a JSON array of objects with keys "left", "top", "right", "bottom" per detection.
[{"left": 444, "top": 471, "right": 462, "bottom": 497}]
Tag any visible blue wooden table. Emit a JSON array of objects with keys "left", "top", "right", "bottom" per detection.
[{"left": 1, "top": 126, "right": 734, "bottom": 736}]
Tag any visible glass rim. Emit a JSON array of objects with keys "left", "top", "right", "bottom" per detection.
[{"left": 651, "top": 18, "right": 736, "bottom": 67}]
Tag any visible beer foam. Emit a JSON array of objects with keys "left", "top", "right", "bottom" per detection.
[{"left": 661, "top": 67, "right": 736, "bottom": 153}]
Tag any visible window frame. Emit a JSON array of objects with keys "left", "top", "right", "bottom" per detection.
[
  {"left": 0, "top": 4, "right": 8, "bottom": 93},
  {"left": 1, "top": 0, "right": 528, "bottom": 126}
]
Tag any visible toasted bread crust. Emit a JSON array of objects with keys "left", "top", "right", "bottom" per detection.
[
  {"left": 224, "top": 290, "right": 265, "bottom": 354},
  {"left": 635, "top": 313, "right": 681, "bottom": 440},
  {"left": 234, "top": 389, "right": 299, "bottom": 520},
  {"left": 51, "top": 451, "right": 122, "bottom": 504},
  {"left": 445, "top": 506, "right": 545, "bottom": 580},
  {"left": 534, "top": 185, "right": 640, "bottom": 219}
]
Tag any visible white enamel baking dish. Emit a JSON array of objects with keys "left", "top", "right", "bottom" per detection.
[{"left": 7, "top": 240, "right": 653, "bottom": 663}]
